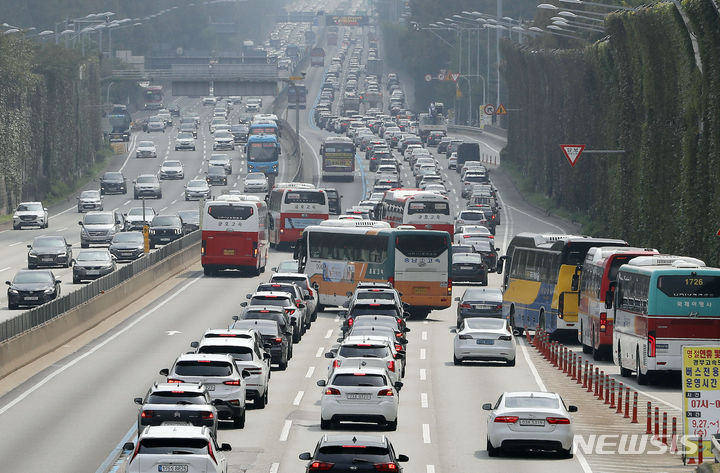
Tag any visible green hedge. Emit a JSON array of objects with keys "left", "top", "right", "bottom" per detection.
[{"left": 501, "top": 0, "right": 720, "bottom": 262}]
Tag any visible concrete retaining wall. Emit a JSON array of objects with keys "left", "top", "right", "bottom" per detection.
[{"left": 0, "top": 241, "right": 200, "bottom": 380}]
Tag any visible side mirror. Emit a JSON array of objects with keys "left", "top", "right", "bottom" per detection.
[
  {"left": 271, "top": 267, "right": 278, "bottom": 272},
  {"left": 312, "top": 282, "right": 319, "bottom": 290},
  {"left": 397, "top": 454, "right": 409, "bottom": 462},
  {"left": 338, "top": 309, "right": 348, "bottom": 317},
  {"left": 298, "top": 303, "right": 306, "bottom": 309},
  {"left": 345, "top": 291, "right": 353, "bottom": 297},
  {"left": 324, "top": 352, "right": 335, "bottom": 359},
  {"left": 342, "top": 301, "right": 349, "bottom": 308},
  {"left": 232, "top": 315, "right": 239, "bottom": 321},
  {"left": 394, "top": 352, "right": 405, "bottom": 360},
  {"left": 133, "top": 397, "right": 143, "bottom": 405},
  {"left": 336, "top": 337, "right": 344, "bottom": 343},
  {"left": 482, "top": 403, "right": 493, "bottom": 411},
  {"left": 394, "top": 381, "right": 404, "bottom": 390},
  {"left": 605, "top": 292, "right": 613, "bottom": 310},
  {"left": 264, "top": 343, "right": 272, "bottom": 349},
  {"left": 450, "top": 328, "right": 457, "bottom": 333},
  {"left": 454, "top": 297, "right": 460, "bottom": 301},
  {"left": 299, "top": 452, "right": 312, "bottom": 461},
  {"left": 55, "top": 279, "right": 62, "bottom": 284},
  {"left": 159, "top": 368, "right": 169, "bottom": 376},
  {"left": 304, "top": 294, "right": 312, "bottom": 300},
  {"left": 316, "top": 379, "right": 327, "bottom": 386},
  {"left": 123, "top": 442, "right": 134, "bottom": 451},
  {"left": 568, "top": 405, "right": 578, "bottom": 413},
  {"left": 78, "top": 221, "right": 83, "bottom": 226},
  {"left": 241, "top": 369, "right": 251, "bottom": 379},
  {"left": 67, "top": 243, "right": 72, "bottom": 248},
  {"left": 240, "top": 302, "right": 248, "bottom": 307},
  {"left": 246, "top": 294, "right": 252, "bottom": 299},
  {"left": 5, "top": 281, "right": 11, "bottom": 286},
  {"left": 190, "top": 341, "right": 199, "bottom": 349},
  {"left": 263, "top": 352, "right": 271, "bottom": 360},
  {"left": 404, "top": 327, "right": 411, "bottom": 333},
  {"left": 571, "top": 273, "right": 579, "bottom": 292},
  {"left": 219, "top": 443, "right": 232, "bottom": 452}
]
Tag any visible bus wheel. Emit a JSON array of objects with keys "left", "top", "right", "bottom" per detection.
[
  {"left": 592, "top": 329, "right": 603, "bottom": 360},
  {"left": 618, "top": 346, "right": 632, "bottom": 377},
  {"left": 581, "top": 323, "right": 592, "bottom": 354},
  {"left": 203, "top": 266, "right": 215, "bottom": 277},
  {"left": 636, "top": 349, "right": 648, "bottom": 385}
]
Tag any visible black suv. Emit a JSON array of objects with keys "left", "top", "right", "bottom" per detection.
[
  {"left": 99, "top": 171, "right": 127, "bottom": 195},
  {"left": 341, "top": 299, "right": 406, "bottom": 336},
  {"left": 232, "top": 309, "right": 293, "bottom": 369},
  {"left": 149, "top": 215, "right": 185, "bottom": 248},
  {"left": 299, "top": 434, "right": 409, "bottom": 472}
]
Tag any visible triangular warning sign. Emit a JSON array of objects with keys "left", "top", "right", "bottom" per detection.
[
  {"left": 560, "top": 144, "right": 585, "bottom": 167},
  {"left": 496, "top": 103, "right": 507, "bottom": 115},
  {"left": 451, "top": 73, "right": 460, "bottom": 82}
]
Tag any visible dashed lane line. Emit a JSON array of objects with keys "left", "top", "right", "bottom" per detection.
[{"left": 305, "top": 366, "right": 315, "bottom": 378}]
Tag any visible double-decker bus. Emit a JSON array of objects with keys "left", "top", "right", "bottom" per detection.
[
  {"left": 201, "top": 195, "right": 268, "bottom": 276},
  {"left": 268, "top": 183, "right": 329, "bottom": 249},
  {"left": 143, "top": 85, "right": 164, "bottom": 110},
  {"left": 320, "top": 136, "right": 355, "bottom": 181},
  {"left": 612, "top": 255, "right": 720, "bottom": 384},
  {"left": 380, "top": 189, "right": 453, "bottom": 236},
  {"left": 246, "top": 135, "right": 281, "bottom": 175},
  {"left": 249, "top": 122, "right": 279, "bottom": 138},
  {"left": 500, "top": 233, "right": 628, "bottom": 337},
  {"left": 578, "top": 247, "right": 658, "bottom": 360},
  {"left": 294, "top": 221, "right": 452, "bottom": 318}
]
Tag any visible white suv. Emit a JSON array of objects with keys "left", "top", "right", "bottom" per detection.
[
  {"left": 318, "top": 366, "right": 402, "bottom": 431},
  {"left": 12, "top": 202, "right": 48, "bottom": 230},
  {"left": 124, "top": 425, "right": 231, "bottom": 473},
  {"left": 160, "top": 353, "right": 249, "bottom": 428}
]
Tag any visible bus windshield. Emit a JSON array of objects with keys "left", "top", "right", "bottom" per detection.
[
  {"left": 657, "top": 275, "right": 720, "bottom": 298},
  {"left": 407, "top": 201, "right": 449, "bottom": 215},
  {"left": 396, "top": 233, "right": 448, "bottom": 258},
  {"left": 248, "top": 143, "right": 278, "bottom": 162},
  {"left": 285, "top": 191, "right": 326, "bottom": 205},
  {"left": 208, "top": 205, "right": 254, "bottom": 220}
]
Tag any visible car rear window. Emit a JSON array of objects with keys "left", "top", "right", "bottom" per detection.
[
  {"left": 138, "top": 438, "right": 208, "bottom": 455},
  {"left": 332, "top": 373, "right": 387, "bottom": 386},
  {"left": 338, "top": 345, "right": 390, "bottom": 358},
  {"left": 350, "top": 307, "right": 397, "bottom": 317},
  {"left": 197, "top": 345, "right": 253, "bottom": 361},
  {"left": 272, "top": 277, "right": 308, "bottom": 290},
  {"left": 453, "top": 254, "right": 483, "bottom": 264},
  {"left": 174, "top": 361, "right": 233, "bottom": 377},
  {"left": 316, "top": 446, "right": 390, "bottom": 462},
  {"left": 146, "top": 392, "right": 206, "bottom": 404},
  {"left": 504, "top": 396, "right": 559, "bottom": 409},
  {"left": 233, "top": 320, "right": 279, "bottom": 336},
  {"left": 356, "top": 292, "right": 395, "bottom": 301},
  {"left": 251, "top": 296, "right": 289, "bottom": 307}
]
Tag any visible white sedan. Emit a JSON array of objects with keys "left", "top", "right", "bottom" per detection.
[
  {"left": 453, "top": 318, "right": 516, "bottom": 365},
  {"left": 483, "top": 391, "right": 577, "bottom": 458},
  {"left": 318, "top": 366, "right": 401, "bottom": 430}
]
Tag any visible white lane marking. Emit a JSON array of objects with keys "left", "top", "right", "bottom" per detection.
[
  {"left": 0, "top": 266, "right": 11, "bottom": 272},
  {"left": 279, "top": 420, "right": 292, "bottom": 441},
  {"left": 299, "top": 133, "right": 322, "bottom": 185},
  {"left": 123, "top": 200, "right": 131, "bottom": 205},
  {"left": 423, "top": 320, "right": 429, "bottom": 325},
  {"left": 233, "top": 182, "right": 238, "bottom": 188},
  {"left": 49, "top": 205, "right": 76, "bottom": 219},
  {"left": 421, "top": 392, "right": 429, "bottom": 408},
  {"left": 305, "top": 366, "right": 315, "bottom": 378},
  {"left": 293, "top": 391, "right": 304, "bottom": 406},
  {"left": 160, "top": 207, "right": 168, "bottom": 212},
  {"left": 119, "top": 134, "right": 139, "bottom": 172},
  {"left": 56, "top": 227, "right": 67, "bottom": 232},
  {"left": 422, "top": 424, "right": 431, "bottom": 443},
  {"left": 0, "top": 275, "right": 202, "bottom": 416},
  {"left": 9, "top": 242, "right": 23, "bottom": 247},
  {"left": 426, "top": 466, "right": 436, "bottom": 473},
  {"left": 421, "top": 331, "right": 427, "bottom": 341},
  {"left": 171, "top": 199, "right": 177, "bottom": 205},
  {"left": 269, "top": 463, "right": 280, "bottom": 473},
  {"left": 315, "top": 347, "right": 324, "bottom": 358},
  {"left": 420, "top": 348, "right": 426, "bottom": 360},
  {"left": 506, "top": 204, "right": 567, "bottom": 233},
  {"left": 419, "top": 368, "right": 427, "bottom": 380},
  {"left": 324, "top": 329, "right": 333, "bottom": 339}
]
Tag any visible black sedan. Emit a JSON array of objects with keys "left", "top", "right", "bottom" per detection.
[
  {"left": 455, "top": 287, "right": 503, "bottom": 328},
  {"left": 206, "top": 166, "right": 228, "bottom": 186},
  {"left": 149, "top": 215, "right": 185, "bottom": 248},
  {"left": 27, "top": 235, "right": 72, "bottom": 269},
  {"left": 451, "top": 252, "right": 488, "bottom": 285},
  {"left": 109, "top": 232, "right": 145, "bottom": 261},
  {"left": 6, "top": 269, "right": 61, "bottom": 310},
  {"left": 177, "top": 210, "right": 200, "bottom": 233}
]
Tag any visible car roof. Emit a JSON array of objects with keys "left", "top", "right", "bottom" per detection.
[
  {"left": 319, "top": 434, "right": 389, "bottom": 448},
  {"left": 503, "top": 391, "right": 559, "bottom": 399},
  {"left": 197, "top": 337, "right": 254, "bottom": 348},
  {"left": 271, "top": 273, "right": 308, "bottom": 280},
  {"left": 175, "top": 353, "right": 235, "bottom": 363},
  {"left": 342, "top": 335, "right": 391, "bottom": 346}
]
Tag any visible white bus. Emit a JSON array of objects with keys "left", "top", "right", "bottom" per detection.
[
  {"left": 380, "top": 189, "right": 454, "bottom": 236},
  {"left": 268, "top": 183, "right": 329, "bottom": 249}
]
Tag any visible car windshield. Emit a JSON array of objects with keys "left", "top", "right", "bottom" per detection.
[
  {"left": 356, "top": 292, "right": 395, "bottom": 301},
  {"left": 177, "top": 132, "right": 193, "bottom": 139},
  {"left": 153, "top": 216, "right": 180, "bottom": 226},
  {"left": 80, "top": 191, "right": 99, "bottom": 199},
  {"left": 215, "top": 132, "right": 232, "bottom": 139},
  {"left": 17, "top": 203, "right": 42, "bottom": 212},
  {"left": 246, "top": 173, "right": 265, "bottom": 181},
  {"left": 504, "top": 396, "right": 559, "bottom": 409},
  {"left": 276, "top": 261, "right": 299, "bottom": 272},
  {"left": 103, "top": 173, "right": 123, "bottom": 181},
  {"left": 454, "top": 254, "right": 483, "bottom": 264},
  {"left": 331, "top": 373, "right": 387, "bottom": 387},
  {"left": 84, "top": 214, "right": 113, "bottom": 225},
  {"left": 465, "top": 318, "right": 505, "bottom": 330},
  {"left": 136, "top": 176, "right": 157, "bottom": 184},
  {"left": 146, "top": 391, "right": 207, "bottom": 404},
  {"left": 33, "top": 238, "right": 65, "bottom": 248},
  {"left": 272, "top": 277, "right": 308, "bottom": 290},
  {"left": 163, "top": 161, "right": 181, "bottom": 168},
  {"left": 208, "top": 167, "right": 225, "bottom": 175},
  {"left": 197, "top": 345, "right": 253, "bottom": 361},
  {"left": 338, "top": 345, "right": 390, "bottom": 358},
  {"left": 112, "top": 233, "right": 143, "bottom": 244},
  {"left": 350, "top": 307, "right": 397, "bottom": 317},
  {"left": 174, "top": 361, "right": 233, "bottom": 377},
  {"left": 473, "top": 241, "right": 493, "bottom": 252},
  {"left": 137, "top": 438, "right": 208, "bottom": 455},
  {"left": 460, "top": 212, "right": 485, "bottom": 221},
  {"left": 232, "top": 320, "right": 279, "bottom": 336},
  {"left": 138, "top": 141, "right": 154, "bottom": 147},
  {"left": 13, "top": 272, "right": 53, "bottom": 284},
  {"left": 177, "top": 211, "right": 199, "bottom": 222},
  {"left": 76, "top": 251, "right": 111, "bottom": 262},
  {"left": 128, "top": 208, "right": 154, "bottom": 216},
  {"left": 188, "top": 180, "right": 207, "bottom": 189}
]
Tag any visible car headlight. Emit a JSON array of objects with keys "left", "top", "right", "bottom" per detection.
[
  {"left": 57, "top": 252, "right": 67, "bottom": 257},
  {"left": 81, "top": 227, "right": 88, "bottom": 235},
  {"left": 149, "top": 229, "right": 155, "bottom": 235},
  {"left": 8, "top": 288, "right": 18, "bottom": 294},
  {"left": 44, "top": 288, "right": 55, "bottom": 294},
  {"left": 28, "top": 253, "right": 37, "bottom": 258},
  {"left": 175, "top": 228, "right": 181, "bottom": 234}
]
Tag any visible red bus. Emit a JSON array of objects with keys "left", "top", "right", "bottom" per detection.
[
  {"left": 578, "top": 247, "right": 658, "bottom": 360},
  {"left": 268, "top": 183, "right": 329, "bottom": 249},
  {"left": 380, "top": 189, "right": 454, "bottom": 236},
  {"left": 201, "top": 195, "right": 268, "bottom": 276},
  {"left": 143, "top": 85, "right": 164, "bottom": 110}
]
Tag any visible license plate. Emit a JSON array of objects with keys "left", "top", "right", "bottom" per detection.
[
  {"left": 158, "top": 465, "right": 188, "bottom": 472},
  {"left": 413, "top": 287, "right": 428, "bottom": 295},
  {"left": 460, "top": 266, "right": 473, "bottom": 270},
  {"left": 86, "top": 270, "right": 99, "bottom": 275},
  {"left": 160, "top": 237, "right": 170, "bottom": 241},
  {"left": 42, "top": 258, "right": 53, "bottom": 262},
  {"left": 519, "top": 419, "right": 545, "bottom": 426},
  {"left": 473, "top": 304, "right": 492, "bottom": 310},
  {"left": 204, "top": 384, "right": 215, "bottom": 391},
  {"left": 223, "top": 249, "right": 235, "bottom": 256},
  {"left": 346, "top": 393, "right": 371, "bottom": 400},
  {"left": 24, "top": 296, "right": 39, "bottom": 301},
  {"left": 476, "top": 339, "right": 494, "bottom": 345}
]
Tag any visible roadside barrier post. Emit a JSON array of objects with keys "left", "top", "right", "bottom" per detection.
[
  {"left": 570, "top": 352, "right": 577, "bottom": 379},
  {"left": 616, "top": 382, "right": 624, "bottom": 414},
  {"left": 646, "top": 402, "right": 652, "bottom": 434},
  {"left": 576, "top": 356, "right": 583, "bottom": 385},
  {"left": 654, "top": 406, "right": 659, "bottom": 439},
  {"left": 583, "top": 361, "right": 589, "bottom": 388},
  {"left": 699, "top": 435, "right": 704, "bottom": 464},
  {"left": 631, "top": 392, "right": 638, "bottom": 423},
  {"left": 625, "top": 388, "right": 631, "bottom": 419},
  {"left": 609, "top": 378, "right": 616, "bottom": 408},
  {"left": 598, "top": 371, "right": 605, "bottom": 400},
  {"left": 604, "top": 373, "right": 610, "bottom": 404},
  {"left": 670, "top": 417, "right": 677, "bottom": 453},
  {"left": 661, "top": 411, "right": 667, "bottom": 445},
  {"left": 588, "top": 365, "right": 594, "bottom": 393}
]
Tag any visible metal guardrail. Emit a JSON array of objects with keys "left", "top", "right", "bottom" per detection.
[
  {"left": 448, "top": 124, "right": 507, "bottom": 139},
  {"left": 711, "top": 434, "right": 720, "bottom": 462},
  {"left": 0, "top": 231, "right": 200, "bottom": 343},
  {"left": 107, "top": 67, "right": 281, "bottom": 82}
]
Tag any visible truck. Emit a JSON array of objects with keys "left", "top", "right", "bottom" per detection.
[
  {"left": 367, "top": 57, "right": 384, "bottom": 76},
  {"left": 418, "top": 104, "right": 448, "bottom": 143},
  {"left": 108, "top": 105, "right": 132, "bottom": 142},
  {"left": 341, "top": 92, "right": 361, "bottom": 115},
  {"left": 310, "top": 47, "right": 325, "bottom": 67}
]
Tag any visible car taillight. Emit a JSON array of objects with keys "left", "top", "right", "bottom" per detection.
[
  {"left": 208, "top": 441, "right": 218, "bottom": 464},
  {"left": 286, "top": 308, "right": 296, "bottom": 315},
  {"left": 491, "top": 215, "right": 496, "bottom": 220},
  {"left": 167, "top": 378, "right": 183, "bottom": 383},
  {"left": 325, "top": 387, "right": 341, "bottom": 395},
  {"left": 224, "top": 379, "right": 241, "bottom": 385},
  {"left": 308, "top": 288, "right": 314, "bottom": 297},
  {"left": 309, "top": 461, "right": 335, "bottom": 471},
  {"left": 387, "top": 360, "right": 395, "bottom": 372},
  {"left": 377, "top": 389, "right": 394, "bottom": 396},
  {"left": 494, "top": 416, "right": 519, "bottom": 423},
  {"left": 496, "top": 304, "right": 502, "bottom": 310},
  {"left": 499, "top": 335, "right": 512, "bottom": 341},
  {"left": 600, "top": 312, "right": 607, "bottom": 332},
  {"left": 333, "top": 359, "right": 342, "bottom": 369},
  {"left": 546, "top": 417, "right": 571, "bottom": 424},
  {"left": 140, "top": 410, "right": 153, "bottom": 418},
  {"left": 129, "top": 440, "right": 141, "bottom": 463},
  {"left": 202, "top": 411, "right": 214, "bottom": 419},
  {"left": 201, "top": 241, "right": 206, "bottom": 256},
  {"left": 348, "top": 318, "right": 354, "bottom": 327},
  {"left": 395, "top": 344, "right": 403, "bottom": 351},
  {"left": 274, "top": 337, "right": 283, "bottom": 343},
  {"left": 374, "top": 463, "right": 399, "bottom": 471},
  {"left": 388, "top": 276, "right": 394, "bottom": 287},
  {"left": 460, "top": 303, "right": 471, "bottom": 309}
]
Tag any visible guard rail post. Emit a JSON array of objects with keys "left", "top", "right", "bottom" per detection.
[
  {"left": 646, "top": 402, "right": 653, "bottom": 434},
  {"left": 631, "top": 392, "right": 638, "bottom": 423}
]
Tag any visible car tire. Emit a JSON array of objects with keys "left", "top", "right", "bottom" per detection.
[
  {"left": 292, "top": 327, "right": 301, "bottom": 344},
  {"left": 560, "top": 448, "right": 573, "bottom": 459},
  {"left": 150, "top": 242, "right": 155, "bottom": 249},
  {"left": 320, "top": 419, "right": 332, "bottom": 430},
  {"left": 507, "top": 358, "right": 516, "bottom": 367},
  {"left": 636, "top": 350, "right": 648, "bottom": 385},
  {"left": 487, "top": 439, "right": 500, "bottom": 457},
  {"left": 279, "top": 357, "right": 288, "bottom": 370},
  {"left": 233, "top": 409, "right": 246, "bottom": 428},
  {"left": 316, "top": 303, "right": 325, "bottom": 313},
  {"left": 73, "top": 276, "right": 80, "bottom": 284},
  {"left": 386, "top": 419, "right": 397, "bottom": 431},
  {"left": 134, "top": 193, "right": 138, "bottom": 199},
  {"left": 255, "top": 389, "right": 268, "bottom": 409},
  {"left": 8, "top": 302, "right": 18, "bottom": 310},
  {"left": 28, "top": 263, "right": 36, "bottom": 270},
  {"left": 12, "top": 223, "right": 19, "bottom": 230},
  {"left": 453, "top": 354, "right": 462, "bottom": 365}
]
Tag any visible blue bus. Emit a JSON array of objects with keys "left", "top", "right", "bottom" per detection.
[{"left": 246, "top": 135, "right": 281, "bottom": 175}]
